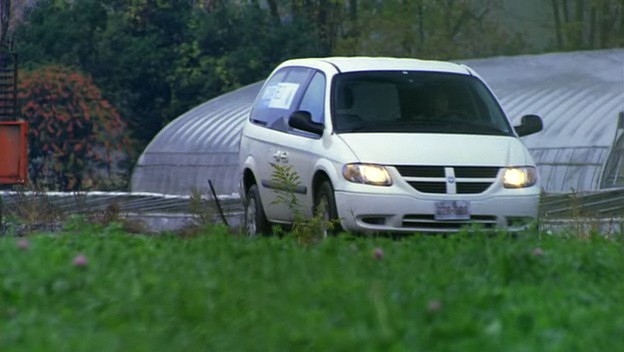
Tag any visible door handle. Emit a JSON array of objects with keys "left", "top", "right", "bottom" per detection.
[{"left": 273, "top": 151, "right": 288, "bottom": 163}]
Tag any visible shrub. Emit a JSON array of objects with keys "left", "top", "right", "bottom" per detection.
[{"left": 18, "top": 65, "right": 133, "bottom": 191}]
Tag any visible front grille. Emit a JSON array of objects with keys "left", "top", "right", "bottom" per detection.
[
  {"left": 454, "top": 167, "right": 499, "bottom": 178},
  {"left": 395, "top": 166, "right": 445, "bottom": 178},
  {"left": 395, "top": 165, "right": 500, "bottom": 194},
  {"left": 407, "top": 181, "right": 446, "bottom": 193},
  {"left": 456, "top": 182, "right": 492, "bottom": 194}
]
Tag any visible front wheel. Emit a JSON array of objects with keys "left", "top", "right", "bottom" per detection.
[
  {"left": 244, "top": 184, "right": 271, "bottom": 236},
  {"left": 314, "top": 181, "right": 341, "bottom": 237}
]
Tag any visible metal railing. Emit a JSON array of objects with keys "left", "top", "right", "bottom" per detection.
[
  {"left": 2, "top": 187, "right": 623, "bottom": 233},
  {"left": 0, "top": 190, "right": 244, "bottom": 233},
  {"left": 540, "top": 188, "right": 624, "bottom": 218},
  {"left": 0, "top": 190, "right": 240, "bottom": 213}
]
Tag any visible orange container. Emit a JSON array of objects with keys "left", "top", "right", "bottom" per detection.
[{"left": 0, "top": 121, "right": 28, "bottom": 185}]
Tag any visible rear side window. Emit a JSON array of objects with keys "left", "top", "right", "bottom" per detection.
[{"left": 250, "top": 67, "right": 313, "bottom": 129}]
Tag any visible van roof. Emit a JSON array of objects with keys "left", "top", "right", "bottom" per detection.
[{"left": 281, "top": 57, "right": 473, "bottom": 75}]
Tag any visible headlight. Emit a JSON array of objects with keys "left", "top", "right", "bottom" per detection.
[
  {"left": 503, "top": 167, "right": 537, "bottom": 188},
  {"left": 342, "top": 163, "right": 392, "bottom": 186}
]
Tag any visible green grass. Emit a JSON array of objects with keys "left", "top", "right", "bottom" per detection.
[{"left": 1, "top": 221, "right": 623, "bottom": 351}]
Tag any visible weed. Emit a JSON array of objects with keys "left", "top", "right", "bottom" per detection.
[
  {"left": 1, "top": 186, "right": 148, "bottom": 235},
  {"left": 270, "top": 163, "right": 301, "bottom": 212},
  {"left": 70, "top": 193, "right": 146, "bottom": 234},
  {"left": 269, "top": 163, "right": 336, "bottom": 245},
  {"left": 189, "top": 187, "right": 217, "bottom": 226},
  {"left": 2, "top": 187, "right": 64, "bottom": 235},
  {"left": 563, "top": 190, "right": 611, "bottom": 239},
  {"left": 173, "top": 187, "right": 230, "bottom": 237}
]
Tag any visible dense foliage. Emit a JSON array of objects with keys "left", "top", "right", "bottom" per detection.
[
  {"left": 1, "top": 226, "right": 623, "bottom": 351},
  {"left": 14, "top": 0, "right": 324, "bottom": 147},
  {"left": 18, "top": 65, "right": 131, "bottom": 190},
  {"left": 5, "top": 0, "right": 623, "bottom": 190}
]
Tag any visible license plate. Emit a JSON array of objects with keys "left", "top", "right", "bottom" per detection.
[{"left": 434, "top": 200, "right": 471, "bottom": 220}]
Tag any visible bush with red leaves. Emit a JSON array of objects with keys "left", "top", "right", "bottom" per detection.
[{"left": 19, "top": 65, "right": 133, "bottom": 190}]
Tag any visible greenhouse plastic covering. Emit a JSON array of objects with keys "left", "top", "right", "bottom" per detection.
[{"left": 131, "top": 49, "right": 624, "bottom": 196}]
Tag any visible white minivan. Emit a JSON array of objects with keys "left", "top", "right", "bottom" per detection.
[{"left": 238, "top": 57, "right": 543, "bottom": 235}]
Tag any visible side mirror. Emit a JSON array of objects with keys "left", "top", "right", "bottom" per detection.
[
  {"left": 514, "top": 114, "right": 543, "bottom": 137},
  {"left": 288, "top": 110, "right": 324, "bottom": 135}
]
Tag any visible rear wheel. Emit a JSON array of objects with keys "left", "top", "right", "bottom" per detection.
[
  {"left": 315, "top": 181, "right": 341, "bottom": 237},
  {"left": 244, "top": 184, "right": 270, "bottom": 236}
]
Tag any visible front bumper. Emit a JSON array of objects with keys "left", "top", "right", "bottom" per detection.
[{"left": 334, "top": 190, "right": 539, "bottom": 233}]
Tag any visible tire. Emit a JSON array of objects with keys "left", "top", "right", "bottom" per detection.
[
  {"left": 314, "top": 181, "right": 341, "bottom": 236},
  {"left": 244, "top": 184, "right": 271, "bottom": 236}
]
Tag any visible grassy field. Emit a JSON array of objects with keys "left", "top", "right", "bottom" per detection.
[{"left": 1, "top": 219, "right": 623, "bottom": 351}]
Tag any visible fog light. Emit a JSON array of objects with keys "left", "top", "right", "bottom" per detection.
[{"left": 361, "top": 217, "right": 387, "bottom": 225}]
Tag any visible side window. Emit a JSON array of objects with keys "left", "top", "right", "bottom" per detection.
[
  {"left": 249, "top": 67, "right": 312, "bottom": 130},
  {"left": 298, "top": 72, "right": 326, "bottom": 123}
]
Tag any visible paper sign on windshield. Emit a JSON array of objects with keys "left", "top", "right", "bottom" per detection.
[{"left": 268, "top": 82, "right": 299, "bottom": 109}]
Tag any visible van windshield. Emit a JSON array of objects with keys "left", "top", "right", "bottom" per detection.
[{"left": 331, "top": 71, "right": 514, "bottom": 136}]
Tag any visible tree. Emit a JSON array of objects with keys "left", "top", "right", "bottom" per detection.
[
  {"left": 14, "top": 0, "right": 196, "bottom": 146},
  {"left": 92, "top": 1, "right": 197, "bottom": 143},
  {"left": 1, "top": 0, "right": 38, "bottom": 47},
  {"left": 147, "top": 1, "right": 326, "bottom": 123},
  {"left": 12, "top": 0, "right": 623, "bottom": 174},
  {"left": 333, "top": 0, "right": 527, "bottom": 59},
  {"left": 1, "top": 0, "right": 10, "bottom": 46},
  {"left": 13, "top": 0, "right": 325, "bottom": 147},
  {"left": 18, "top": 65, "right": 132, "bottom": 191},
  {"left": 550, "top": 0, "right": 624, "bottom": 49}
]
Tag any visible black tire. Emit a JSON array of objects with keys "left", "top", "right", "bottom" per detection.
[
  {"left": 315, "top": 181, "right": 341, "bottom": 236},
  {"left": 244, "top": 184, "right": 271, "bottom": 236}
]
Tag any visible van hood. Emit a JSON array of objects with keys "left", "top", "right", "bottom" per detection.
[{"left": 336, "top": 133, "right": 533, "bottom": 166}]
